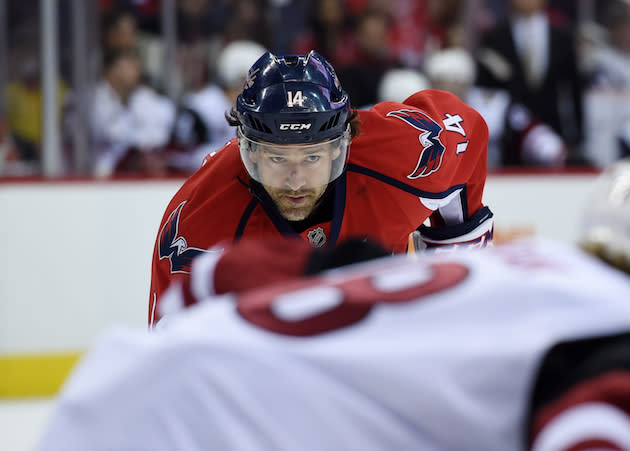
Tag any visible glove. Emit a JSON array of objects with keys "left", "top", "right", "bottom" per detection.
[{"left": 411, "top": 206, "right": 494, "bottom": 253}]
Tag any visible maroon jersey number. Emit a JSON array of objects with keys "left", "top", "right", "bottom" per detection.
[{"left": 237, "top": 260, "right": 469, "bottom": 336}]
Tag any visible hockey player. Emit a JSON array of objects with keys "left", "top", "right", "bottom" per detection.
[
  {"left": 149, "top": 50, "right": 494, "bottom": 326},
  {"left": 36, "top": 159, "right": 630, "bottom": 451}
]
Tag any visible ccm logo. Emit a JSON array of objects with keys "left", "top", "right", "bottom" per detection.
[{"left": 279, "top": 123, "right": 312, "bottom": 130}]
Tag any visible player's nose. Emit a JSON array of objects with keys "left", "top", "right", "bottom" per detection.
[{"left": 285, "top": 165, "right": 307, "bottom": 191}]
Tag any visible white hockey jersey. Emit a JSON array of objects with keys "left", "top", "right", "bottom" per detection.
[{"left": 36, "top": 239, "right": 630, "bottom": 451}]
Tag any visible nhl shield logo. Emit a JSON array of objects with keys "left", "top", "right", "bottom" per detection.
[{"left": 307, "top": 227, "right": 327, "bottom": 247}]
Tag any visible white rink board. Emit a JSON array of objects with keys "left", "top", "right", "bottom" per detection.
[
  {"left": 0, "top": 180, "right": 183, "bottom": 354},
  {"left": 0, "top": 174, "right": 598, "bottom": 354},
  {"left": 0, "top": 399, "right": 55, "bottom": 451},
  {"left": 483, "top": 174, "right": 597, "bottom": 243}
]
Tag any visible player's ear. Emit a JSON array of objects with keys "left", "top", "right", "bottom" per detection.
[{"left": 304, "top": 238, "right": 390, "bottom": 275}]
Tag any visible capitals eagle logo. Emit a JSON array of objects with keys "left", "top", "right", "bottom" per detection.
[
  {"left": 387, "top": 109, "right": 446, "bottom": 179},
  {"left": 158, "top": 201, "right": 206, "bottom": 273}
]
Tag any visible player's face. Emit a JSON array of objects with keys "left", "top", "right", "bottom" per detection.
[
  {"left": 239, "top": 130, "right": 349, "bottom": 221},
  {"left": 258, "top": 145, "right": 338, "bottom": 221}
]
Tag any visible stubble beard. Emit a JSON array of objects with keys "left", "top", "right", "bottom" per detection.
[{"left": 268, "top": 187, "right": 326, "bottom": 221}]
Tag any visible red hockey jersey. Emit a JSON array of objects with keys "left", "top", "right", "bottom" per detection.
[{"left": 149, "top": 90, "right": 491, "bottom": 325}]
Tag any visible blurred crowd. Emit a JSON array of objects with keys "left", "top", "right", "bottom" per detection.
[{"left": 1, "top": 0, "right": 630, "bottom": 177}]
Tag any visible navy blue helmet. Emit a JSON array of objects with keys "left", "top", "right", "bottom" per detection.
[{"left": 236, "top": 50, "right": 351, "bottom": 144}]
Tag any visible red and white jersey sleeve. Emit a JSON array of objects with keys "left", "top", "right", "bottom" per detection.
[
  {"left": 344, "top": 89, "right": 492, "bottom": 251},
  {"left": 353, "top": 89, "right": 490, "bottom": 225},
  {"left": 37, "top": 239, "right": 630, "bottom": 451}
]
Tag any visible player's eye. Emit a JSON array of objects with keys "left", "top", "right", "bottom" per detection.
[
  {"left": 304, "top": 155, "right": 321, "bottom": 163},
  {"left": 269, "top": 156, "right": 286, "bottom": 164}
]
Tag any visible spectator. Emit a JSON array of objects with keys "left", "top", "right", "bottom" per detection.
[
  {"left": 99, "top": 0, "right": 162, "bottom": 35},
  {"left": 475, "top": 0, "right": 586, "bottom": 166},
  {"left": 478, "top": 0, "right": 508, "bottom": 31},
  {"left": 547, "top": 0, "right": 577, "bottom": 26},
  {"left": 424, "top": 47, "right": 476, "bottom": 101},
  {"left": 291, "top": 0, "right": 354, "bottom": 66},
  {"left": 172, "top": 0, "right": 227, "bottom": 95},
  {"left": 425, "top": 0, "right": 467, "bottom": 49},
  {"left": 424, "top": 47, "right": 513, "bottom": 168},
  {"left": 267, "top": 0, "right": 310, "bottom": 54},
  {"left": 167, "top": 40, "right": 267, "bottom": 173},
  {"left": 90, "top": 48, "right": 175, "bottom": 177},
  {"left": 101, "top": 1, "right": 228, "bottom": 98},
  {"left": 99, "top": 7, "right": 144, "bottom": 80},
  {"left": 588, "top": 0, "right": 630, "bottom": 90},
  {"left": 345, "top": 0, "right": 464, "bottom": 69},
  {"left": 222, "top": 0, "right": 272, "bottom": 49},
  {"left": 6, "top": 50, "right": 68, "bottom": 175},
  {"left": 98, "top": 6, "right": 164, "bottom": 92},
  {"left": 336, "top": 8, "right": 398, "bottom": 107},
  {"left": 377, "top": 68, "right": 429, "bottom": 103},
  {"left": 174, "top": 0, "right": 219, "bottom": 44},
  {"left": 368, "top": 0, "right": 427, "bottom": 69},
  {"left": 581, "top": 0, "right": 630, "bottom": 167},
  {"left": 0, "top": 116, "right": 21, "bottom": 176},
  {"left": 100, "top": 7, "right": 137, "bottom": 54}
]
